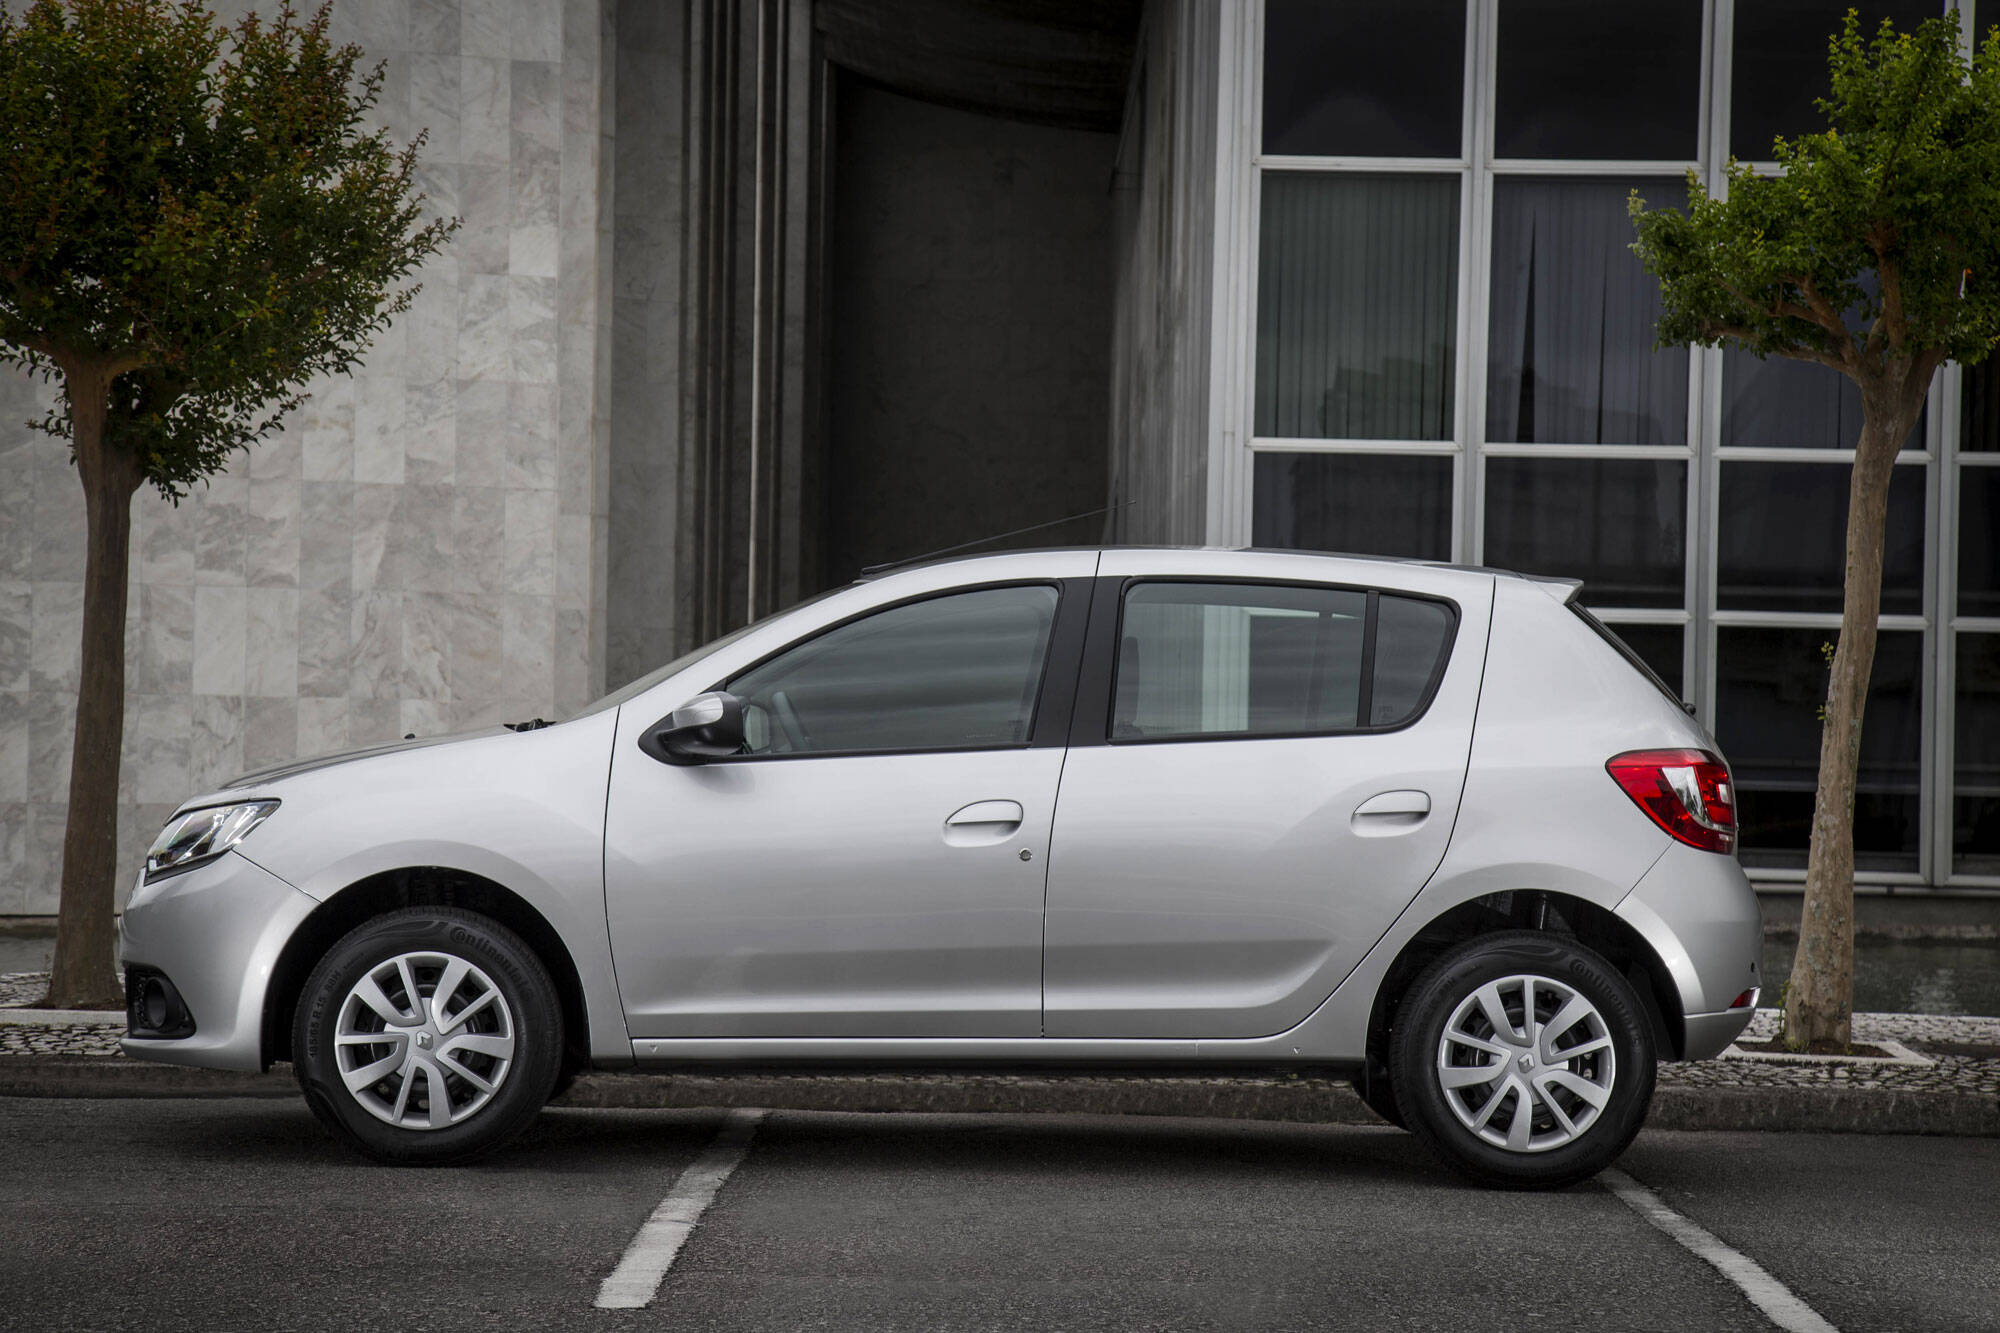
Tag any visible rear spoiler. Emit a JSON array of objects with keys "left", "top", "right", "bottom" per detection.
[{"left": 1523, "top": 575, "right": 1584, "bottom": 604}]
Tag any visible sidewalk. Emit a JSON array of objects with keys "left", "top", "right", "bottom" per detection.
[{"left": 3, "top": 971, "right": 1995, "bottom": 1134}]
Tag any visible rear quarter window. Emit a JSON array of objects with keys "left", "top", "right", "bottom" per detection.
[{"left": 1370, "top": 594, "right": 1455, "bottom": 726}]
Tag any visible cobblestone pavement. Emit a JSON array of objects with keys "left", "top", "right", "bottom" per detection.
[
  {"left": 0, "top": 971, "right": 51, "bottom": 1007},
  {"left": 5, "top": 970, "right": 1998, "bottom": 1101}
]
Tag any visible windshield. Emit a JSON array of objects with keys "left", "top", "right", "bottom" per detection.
[{"left": 567, "top": 585, "right": 851, "bottom": 719}]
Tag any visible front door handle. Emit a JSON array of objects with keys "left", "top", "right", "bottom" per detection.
[
  {"left": 944, "top": 800, "right": 1025, "bottom": 846},
  {"left": 1352, "top": 789, "right": 1431, "bottom": 836}
]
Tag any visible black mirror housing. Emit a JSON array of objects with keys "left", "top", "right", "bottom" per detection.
[{"left": 639, "top": 691, "right": 747, "bottom": 765}]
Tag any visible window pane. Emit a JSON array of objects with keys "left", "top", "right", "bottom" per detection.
[
  {"left": 1494, "top": 1, "right": 1702, "bottom": 160},
  {"left": 1253, "top": 452, "right": 1453, "bottom": 560},
  {"left": 1960, "top": 468, "right": 2000, "bottom": 617},
  {"left": 1730, "top": 1, "right": 1941, "bottom": 160},
  {"left": 1716, "top": 628, "right": 1922, "bottom": 872},
  {"left": 1964, "top": 360, "right": 2000, "bottom": 452},
  {"left": 1483, "top": 458, "right": 1685, "bottom": 608},
  {"left": 728, "top": 585, "right": 1057, "bottom": 755},
  {"left": 1596, "top": 622, "right": 1684, "bottom": 697},
  {"left": 1262, "top": 0, "right": 1464, "bottom": 157},
  {"left": 1717, "top": 461, "right": 1925, "bottom": 614},
  {"left": 1721, "top": 351, "right": 1924, "bottom": 449},
  {"left": 1487, "top": 178, "right": 1688, "bottom": 445},
  {"left": 1255, "top": 174, "right": 1459, "bottom": 439},
  {"left": 1371, "top": 595, "right": 1455, "bottom": 725},
  {"left": 1955, "top": 634, "right": 2000, "bottom": 875},
  {"left": 1112, "top": 583, "right": 1453, "bottom": 741}
]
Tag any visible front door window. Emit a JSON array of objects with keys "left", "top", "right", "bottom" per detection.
[{"left": 726, "top": 584, "right": 1060, "bottom": 756}]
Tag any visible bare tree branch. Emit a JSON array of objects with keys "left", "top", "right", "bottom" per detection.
[
  {"left": 1796, "top": 275, "right": 1860, "bottom": 369},
  {"left": 1873, "top": 227, "right": 1908, "bottom": 362},
  {"left": 1698, "top": 318, "right": 1854, "bottom": 373}
]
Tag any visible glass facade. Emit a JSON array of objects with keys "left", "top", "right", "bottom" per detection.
[{"left": 1243, "top": 0, "right": 1988, "bottom": 885}]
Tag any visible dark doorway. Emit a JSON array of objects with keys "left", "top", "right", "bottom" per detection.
[{"left": 822, "top": 72, "right": 1117, "bottom": 582}]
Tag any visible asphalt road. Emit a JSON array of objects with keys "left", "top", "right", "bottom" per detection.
[{"left": 0, "top": 1098, "right": 1994, "bottom": 1332}]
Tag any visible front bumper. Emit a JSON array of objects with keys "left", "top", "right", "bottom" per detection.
[
  {"left": 118, "top": 853, "right": 318, "bottom": 1072},
  {"left": 1614, "top": 841, "right": 1764, "bottom": 1061}
]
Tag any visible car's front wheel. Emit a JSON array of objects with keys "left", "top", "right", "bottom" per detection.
[
  {"left": 1390, "top": 931, "right": 1655, "bottom": 1189},
  {"left": 293, "top": 907, "right": 562, "bottom": 1164}
]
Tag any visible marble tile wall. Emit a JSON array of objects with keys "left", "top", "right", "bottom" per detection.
[
  {"left": 606, "top": 0, "right": 684, "bottom": 689},
  {"left": 0, "top": 0, "right": 615, "bottom": 914}
]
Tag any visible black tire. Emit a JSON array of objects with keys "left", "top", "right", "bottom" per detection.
[
  {"left": 293, "top": 907, "right": 563, "bottom": 1165},
  {"left": 1390, "top": 931, "right": 1655, "bottom": 1190}
]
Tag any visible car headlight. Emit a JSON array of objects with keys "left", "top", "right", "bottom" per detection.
[{"left": 145, "top": 801, "right": 280, "bottom": 881}]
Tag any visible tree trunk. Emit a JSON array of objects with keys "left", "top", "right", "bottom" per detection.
[
  {"left": 1782, "top": 384, "right": 1921, "bottom": 1051},
  {"left": 42, "top": 367, "right": 145, "bottom": 1011}
]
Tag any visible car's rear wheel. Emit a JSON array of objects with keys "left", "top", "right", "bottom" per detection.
[
  {"left": 1390, "top": 931, "right": 1654, "bottom": 1189},
  {"left": 293, "top": 907, "right": 562, "bottom": 1165}
]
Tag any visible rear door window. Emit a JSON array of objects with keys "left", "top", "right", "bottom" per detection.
[{"left": 1111, "top": 582, "right": 1456, "bottom": 742}]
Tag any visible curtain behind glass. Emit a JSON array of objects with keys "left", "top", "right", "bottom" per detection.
[
  {"left": 1486, "top": 178, "right": 1688, "bottom": 445},
  {"left": 1255, "top": 174, "right": 1460, "bottom": 440}
]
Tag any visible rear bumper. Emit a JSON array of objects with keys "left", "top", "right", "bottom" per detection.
[
  {"left": 118, "top": 853, "right": 317, "bottom": 1072},
  {"left": 1682, "top": 1007, "right": 1758, "bottom": 1061},
  {"left": 1614, "top": 842, "right": 1763, "bottom": 1060}
]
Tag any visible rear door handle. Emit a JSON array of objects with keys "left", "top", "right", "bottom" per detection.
[
  {"left": 944, "top": 800, "right": 1025, "bottom": 846},
  {"left": 1352, "top": 789, "right": 1431, "bottom": 835}
]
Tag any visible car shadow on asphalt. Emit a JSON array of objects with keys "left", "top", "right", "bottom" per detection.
[
  {"left": 115, "top": 1099, "right": 740, "bottom": 1170},
  {"left": 649, "top": 1110, "right": 1455, "bottom": 1189},
  {"left": 119, "top": 1099, "right": 1462, "bottom": 1188}
]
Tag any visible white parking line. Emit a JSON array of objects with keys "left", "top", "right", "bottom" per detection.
[
  {"left": 1602, "top": 1168, "right": 1839, "bottom": 1333},
  {"left": 594, "top": 1107, "right": 767, "bottom": 1310}
]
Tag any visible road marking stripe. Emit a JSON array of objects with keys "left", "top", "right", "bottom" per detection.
[
  {"left": 594, "top": 1107, "right": 767, "bottom": 1310},
  {"left": 1602, "top": 1168, "right": 1839, "bottom": 1333}
]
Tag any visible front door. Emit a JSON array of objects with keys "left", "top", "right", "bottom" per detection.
[
  {"left": 604, "top": 581, "right": 1078, "bottom": 1039},
  {"left": 1042, "top": 567, "right": 1487, "bottom": 1039}
]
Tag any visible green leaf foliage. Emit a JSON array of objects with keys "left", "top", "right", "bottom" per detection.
[
  {"left": 1630, "top": 9, "right": 2000, "bottom": 391},
  {"left": 0, "top": 0, "right": 456, "bottom": 498}
]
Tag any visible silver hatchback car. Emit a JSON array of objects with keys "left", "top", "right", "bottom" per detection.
[{"left": 121, "top": 548, "right": 1760, "bottom": 1187}]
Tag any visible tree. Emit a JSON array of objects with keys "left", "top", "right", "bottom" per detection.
[
  {"left": 0, "top": 0, "right": 454, "bottom": 1008},
  {"left": 1631, "top": 10, "right": 2000, "bottom": 1049}
]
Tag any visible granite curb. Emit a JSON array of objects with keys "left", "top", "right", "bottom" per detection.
[{"left": 1, "top": 1054, "right": 1994, "bottom": 1137}]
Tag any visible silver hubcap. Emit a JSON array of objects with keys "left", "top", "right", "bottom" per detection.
[
  {"left": 334, "top": 951, "right": 516, "bottom": 1130},
  {"left": 1436, "top": 973, "right": 1616, "bottom": 1154}
]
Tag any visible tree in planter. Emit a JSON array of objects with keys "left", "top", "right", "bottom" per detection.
[
  {"left": 1631, "top": 10, "right": 2000, "bottom": 1049},
  {"left": 0, "top": 0, "right": 454, "bottom": 1008}
]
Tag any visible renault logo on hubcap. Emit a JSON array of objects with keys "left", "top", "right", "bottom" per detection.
[
  {"left": 415, "top": 1031, "right": 433, "bottom": 1050},
  {"left": 1517, "top": 1052, "right": 1534, "bottom": 1071}
]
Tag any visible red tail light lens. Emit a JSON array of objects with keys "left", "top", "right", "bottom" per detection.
[{"left": 1606, "top": 749, "right": 1736, "bottom": 854}]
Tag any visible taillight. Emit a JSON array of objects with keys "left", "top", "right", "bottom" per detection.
[{"left": 1606, "top": 749, "right": 1736, "bottom": 854}]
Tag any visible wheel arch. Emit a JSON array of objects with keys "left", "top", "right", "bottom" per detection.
[
  {"left": 260, "top": 866, "right": 591, "bottom": 1082},
  {"left": 1361, "top": 890, "right": 1685, "bottom": 1075}
]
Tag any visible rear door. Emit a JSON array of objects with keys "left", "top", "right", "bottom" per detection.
[{"left": 1041, "top": 553, "right": 1493, "bottom": 1039}]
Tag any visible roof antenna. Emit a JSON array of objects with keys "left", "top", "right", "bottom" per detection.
[{"left": 858, "top": 501, "right": 1135, "bottom": 577}]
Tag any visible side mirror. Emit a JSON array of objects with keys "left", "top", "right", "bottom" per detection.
[{"left": 639, "top": 691, "right": 746, "bottom": 765}]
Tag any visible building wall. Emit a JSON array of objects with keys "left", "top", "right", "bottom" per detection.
[
  {"left": 1106, "top": 0, "right": 1220, "bottom": 546},
  {"left": 606, "top": 0, "right": 686, "bottom": 687},
  {"left": 824, "top": 76, "right": 1116, "bottom": 579},
  {"left": 0, "top": 0, "right": 615, "bottom": 914}
]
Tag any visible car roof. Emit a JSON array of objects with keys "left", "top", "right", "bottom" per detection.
[{"left": 855, "top": 544, "right": 1582, "bottom": 600}]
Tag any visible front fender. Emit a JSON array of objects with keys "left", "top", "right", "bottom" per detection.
[{"left": 224, "top": 711, "right": 630, "bottom": 1063}]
